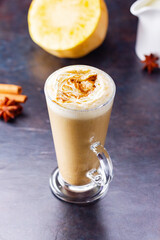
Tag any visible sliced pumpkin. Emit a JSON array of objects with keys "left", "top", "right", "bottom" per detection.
[{"left": 28, "top": 0, "right": 108, "bottom": 58}]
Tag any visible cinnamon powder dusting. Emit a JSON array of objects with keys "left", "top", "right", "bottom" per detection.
[{"left": 55, "top": 70, "right": 97, "bottom": 103}]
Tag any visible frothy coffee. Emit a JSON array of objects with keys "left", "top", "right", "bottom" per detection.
[
  {"left": 45, "top": 65, "right": 115, "bottom": 185},
  {"left": 47, "top": 65, "right": 114, "bottom": 110}
]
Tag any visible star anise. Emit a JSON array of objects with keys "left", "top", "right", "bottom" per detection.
[
  {"left": 0, "top": 97, "right": 22, "bottom": 122},
  {"left": 141, "top": 54, "right": 159, "bottom": 74}
]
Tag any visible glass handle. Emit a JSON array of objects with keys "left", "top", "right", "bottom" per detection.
[{"left": 86, "top": 142, "right": 113, "bottom": 186}]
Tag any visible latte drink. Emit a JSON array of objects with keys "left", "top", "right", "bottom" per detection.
[{"left": 45, "top": 65, "right": 115, "bottom": 186}]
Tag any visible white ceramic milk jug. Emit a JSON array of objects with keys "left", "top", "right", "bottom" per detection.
[{"left": 130, "top": 0, "right": 160, "bottom": 63}]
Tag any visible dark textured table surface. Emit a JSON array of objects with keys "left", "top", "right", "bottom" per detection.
[{"left": 0, "top": 0, "right": 160, "bottom": 239}]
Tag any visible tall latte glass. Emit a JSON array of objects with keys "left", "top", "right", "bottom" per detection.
[{"left": 44, "top": 65, "right": 116, "bottom": 204}]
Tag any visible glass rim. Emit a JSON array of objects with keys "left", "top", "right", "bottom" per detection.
[{"left": 44, "top": 65, "right": 116, "bottom": 113}]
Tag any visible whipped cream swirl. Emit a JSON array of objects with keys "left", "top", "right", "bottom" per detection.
[{"left": 46, "top": 66, "right": 114, "bottom": 110}]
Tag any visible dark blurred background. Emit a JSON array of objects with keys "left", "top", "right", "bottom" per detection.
[{"left": 0, "top": 0, "right": 160, "bottom": 240}]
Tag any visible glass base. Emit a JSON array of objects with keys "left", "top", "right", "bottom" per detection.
[{"left": 49, "top": 168, "right": 111, "bottom": 204}]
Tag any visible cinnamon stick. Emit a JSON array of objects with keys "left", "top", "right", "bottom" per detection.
[
  {"left": 0, "top": 93, "right": 27, "bottom": 103},
  {"left": 0, "top": 84, "right": 22, "bottom": 94}
]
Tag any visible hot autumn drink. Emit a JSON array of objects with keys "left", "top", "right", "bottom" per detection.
[{"left": 45, "top": 65, "right": 115, "bottom": 190}]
